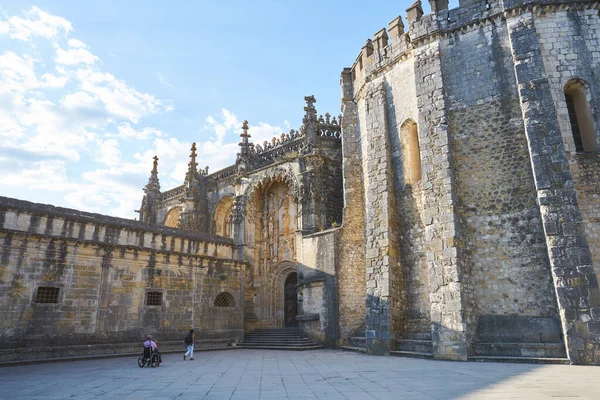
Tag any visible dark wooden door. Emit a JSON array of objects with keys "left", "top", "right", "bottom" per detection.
[{"left": 284, "top": 273, "right": 298, "bottom": 327}]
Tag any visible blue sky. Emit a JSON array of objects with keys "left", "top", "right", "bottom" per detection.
[{"left": 0, "top": 1, "right": 459, "bottom": 218}]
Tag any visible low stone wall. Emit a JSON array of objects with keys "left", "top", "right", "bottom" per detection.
[
  {"left": 0, "top": 338, "right": 236, "bottom": 365},
  {"left": 0, "top": 196, "right": 248, "bottom": 362}
]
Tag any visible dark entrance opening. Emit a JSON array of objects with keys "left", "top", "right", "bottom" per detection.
[{"left": 284, "top": 272, "right": 298, "bottom": 327}]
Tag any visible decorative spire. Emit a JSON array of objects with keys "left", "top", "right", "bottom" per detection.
[
  {"left": 184, "top": 143, "right": 198, "bottom": 190},
  {"left": 303, "top": 95, "right": 317, "bottom": 125},
  {"left": 238, "top": 120, "right": 252, "bottom": 156},
  {"left": 302, "top": 95, "right": 318, "bottom": 153},
  {"left": 144, "top": 155, "right": 160, "bottom": 193}
]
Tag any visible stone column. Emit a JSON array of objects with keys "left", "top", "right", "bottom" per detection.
[
  {"left": 95, "top": 247, "right": 113, "bottom": 333},
  {"left": 414, "top": 40, "right": 470, "bottom": 360},
  {"left": 336, "top": 69, "right": 367, "bottom": 344},
  {"left": 507, "top": 12, "right": 600, "bottom": 365},
  {"left": 231, "top": 195, "right": 246, "bottom": 261},
  {"left": 362, "top": 80, "right": 404, "bottom": 355}
]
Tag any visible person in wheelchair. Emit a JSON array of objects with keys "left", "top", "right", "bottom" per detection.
[{"left": 142, "top": 335, "right": 162, "bottom": 365}]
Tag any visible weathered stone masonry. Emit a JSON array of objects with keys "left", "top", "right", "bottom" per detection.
[
  {"left": 344, "top": 0, "right": 600, "bottom": 364},
  {"left": 0, "top": 197, "right": 247, "bottom": 362},
  {"left": 2, "top": 0, "right": 600, "bottom": 366}
]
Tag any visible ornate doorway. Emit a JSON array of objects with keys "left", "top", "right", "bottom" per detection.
[{"left": 284, "top": 272, "right": 298, "bottom": 327}]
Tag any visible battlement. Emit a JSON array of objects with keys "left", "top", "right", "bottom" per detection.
[{"left": 348, "top": 0, "right": 599, "bottom": 92}]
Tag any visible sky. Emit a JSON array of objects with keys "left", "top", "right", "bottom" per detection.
[{"left": 0, "top": 1, "right": 460, "bottom": 219}]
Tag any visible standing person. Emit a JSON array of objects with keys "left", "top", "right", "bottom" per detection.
[{"left": 184, "top": 328, "right": 195, "bottom": 360}]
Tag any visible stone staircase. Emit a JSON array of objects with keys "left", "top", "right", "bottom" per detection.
[
  {"left": 340, "top": 329, "right": 367, "bottom": 353},
  {"left": 391, "top": 332, "right": 434, "bottom": 359},
  {"left": 340, "top": 330, "right": 434, "bottom": 359},
  {"left": 238, "top": 328, "right": 322, "bottom": 350}
]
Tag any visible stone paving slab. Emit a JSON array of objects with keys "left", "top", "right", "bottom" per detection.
[{"left": 0, "top": 349, "right": 598, "bottom": 399}]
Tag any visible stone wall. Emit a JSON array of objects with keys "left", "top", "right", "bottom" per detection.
[
  {"left": 384, "top": 57, "right": 430, "bottom": 335},
  {"left": 534, "top": 7, "right": 600, "bottom": 281},
  {"left": 0, "top": 197, "right": 247, "bottom": 361},
  {"left": 443, "top": 21, "right": 557, "bottom": 320},
  {"left": 297, "top": 229, "right": 339, "bottom": 347},
  {"left": 343, "top": 0, "right": 600, "bottom": 364},
  {"left": 337, "top": 73, "right": 367, "bottom": 343}
]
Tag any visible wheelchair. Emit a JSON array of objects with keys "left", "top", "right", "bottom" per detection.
[{"left": 138, "top": 346, "right": 161, "bottom": 368}]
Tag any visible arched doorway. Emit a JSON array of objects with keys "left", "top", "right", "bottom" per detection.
[{"left": 284, "top": 272, "right": 298, "bottom": 327}]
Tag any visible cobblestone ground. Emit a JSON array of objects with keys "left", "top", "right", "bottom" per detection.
[{"left": 1, "top": 349, "right": 598, "bottom": 399}]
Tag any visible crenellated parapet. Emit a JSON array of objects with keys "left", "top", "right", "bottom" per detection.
[{"left": 348, "top": 0, "right": 600, "bottom": 96}]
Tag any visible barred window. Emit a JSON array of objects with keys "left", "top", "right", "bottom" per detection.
[
  {"left": 146, "top": 291, "right": 163, "bottom": 306},
  {"left": 214, "top": 292, "right": 235, "bottom": 308},
  {"left": 36, "top": 287, "right": 60, "bottom": 304}
]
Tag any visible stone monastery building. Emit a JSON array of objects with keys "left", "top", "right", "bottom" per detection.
[{"left": 2, "top": 0, "right": 600, "bottom": 365}]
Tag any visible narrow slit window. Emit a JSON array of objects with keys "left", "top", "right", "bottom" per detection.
[
  {"left": 565, "top": 93, "right": 584, "bottom": 152},
  {"left": 564, "top": 80, "right": 597, "bottom": 153},
  {"left": 36, "top": 287, "right": 60, "bottom": 304},
  {"left": 146, "top": 291, "right": 163, "bottom": 306}
]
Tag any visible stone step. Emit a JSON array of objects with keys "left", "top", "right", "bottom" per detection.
[
  {"left": 244, "top": 334, "right": 304, "bottom": 338},
  {"left": 237, "top": 345, "right": 322, "bottom": 351},
  {"left": 468, "top": 356, "right": 570, "bottom": 365},
  {"left": 473, "top": 342, "right": 566, "bottom": 358},
  {"left": 241, "top": 328, "right": 319, "bottom": 351},
  {"left": 401, "top": 332, "right": 432, "bottom": 341},
  {"left": 391, "top": 350, "right": 434, "bottom": 359},
  {"left": 241, "top": 340, "right": 313, "bottom": 345},
  {"left": 348, "top": 337, "right": 366, "bottom": 347},
  {"left": 339, "top": 346, "right": 366, "bottom": 354},
  {"left": 396, "top": 339, "right": 433, "bottom": 354},
  {"left": 239, "top": 342, "right": 318, "bottom": 347}
]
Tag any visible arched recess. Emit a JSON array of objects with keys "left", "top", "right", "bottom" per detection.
[
  {"left": 564, "top": 79, "right": 597, "bottom": 153},
  {"left": 400, "top": 119, "right": 421, "bottom": 184},
  {"left": 268, "top": 260, "right": 297, "bottom": 328},
  {"left": 213, "top": 196, "right": 234, "bottom": 238},
  {"left": 163, "top": 207, "right": 182, "bottom": 228}
]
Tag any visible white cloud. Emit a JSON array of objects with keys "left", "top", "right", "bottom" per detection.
[
  {"left": 67, "top": 38, "right": 86, "bottom": 48},
  {"left": 96, "top": 138, "right": 121, "bottom": 166},
  {"left": 116, "top": 122, "right": 163, "bottom": 140},
  {"left": 76, "top": 69, "right": 164, "bottom": 123},
  {"left": 0, "top": 6, "right": 291, "bottom": 220},
  {"left": 55, "top": 46, "right": 98, "bottom": 65},
  {"left": 2, "top": 160, "right": 71, "bottom": 189},
  {"left": 5, "top": 6, "right": 72, "bottom": 42}
]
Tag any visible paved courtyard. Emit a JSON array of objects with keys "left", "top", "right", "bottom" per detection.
[{"left": 0, "top": 349, "right": 598, "bottom": 399}]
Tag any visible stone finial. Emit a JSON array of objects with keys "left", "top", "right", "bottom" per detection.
[
  {"left": 388, "top": 16, "right": 405, "bottom": 38},
  {"left": 144, "top": 155, "right": 160, "bottom": 199},
  {"left": 429, "top": 0, "right": 449, "bottom": 13},
  {"left": 303, "top": 95, "right": 317, "bottom": 124},
  {"left": 152, "top": 155, "right": 158, "bottom": 174},
  {"left": 373, "top": 28, "right": 389, "bottom": 50},
  {"left": 239, "top": 120, "right": 252, "bottom": 154},
  {"left": 184, "top": 142, "right": 198, "bottom": 189},
  {"left": 406, "top": 0, "right": 424, "bottom": 23},
  {"left": 189, "top": 142, "right": 198, "bottom": 170}
]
